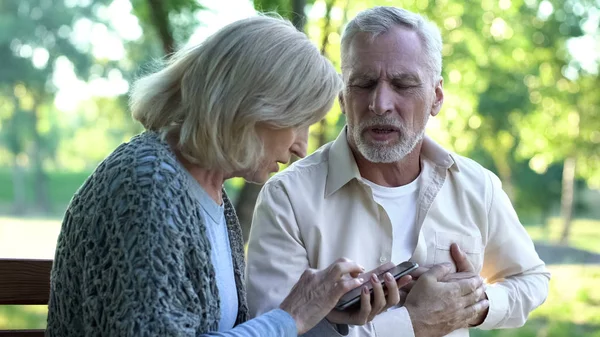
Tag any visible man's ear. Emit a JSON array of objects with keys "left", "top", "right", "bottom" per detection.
[
  {"left": 339, "top": 92, "right": 346, "bottom": 115},
  {"left": 431, "top": 78, "right": 444, "bottom": 117}
]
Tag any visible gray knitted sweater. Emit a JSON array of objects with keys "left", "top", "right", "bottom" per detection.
[{"left": 46, "top": 131, "right": 251, "bottom": 336}]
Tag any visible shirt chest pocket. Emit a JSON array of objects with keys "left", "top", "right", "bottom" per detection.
[{"left": 433, "top": 232, "right": 484, "bottom": 273}]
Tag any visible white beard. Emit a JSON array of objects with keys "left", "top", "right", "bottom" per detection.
[{"left": 349, "top": 114, "right": 428, "bottom": 163}]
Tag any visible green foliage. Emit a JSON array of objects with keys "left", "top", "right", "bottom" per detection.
[
  {"left": 0, "top": 305, "right": 47, "bottom": 329},
  {"left": 0, "top": 169, "right": 90, "bottom": 214},
  {"left": 129, "top": 0, "right": 204, "bottom": 52},
  {"left": 527, "top": 218, "right": 600, "bottom": 254}
]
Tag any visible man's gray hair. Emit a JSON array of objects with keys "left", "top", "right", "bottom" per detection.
[
  {"left": 341, "top": 6, "right": 443, "bottom": 81},
  {"left": 129, "top": 15, "right": 342, "bottom": 173}
]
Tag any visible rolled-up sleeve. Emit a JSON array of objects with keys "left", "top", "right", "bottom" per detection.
[{"left": 477, "top": 171, "right": 551, "bottom": 330}]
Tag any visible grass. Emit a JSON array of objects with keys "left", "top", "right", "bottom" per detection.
[
  {"left": 0, "top": 306, "right": 47, "bottom": 329},
  {"left": 527, "top": 218, "right": 600, "bottom": 254}
]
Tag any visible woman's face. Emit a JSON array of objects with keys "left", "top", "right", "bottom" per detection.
[{"left": 244, "top": 125, "right": 309, "bottom": 183}]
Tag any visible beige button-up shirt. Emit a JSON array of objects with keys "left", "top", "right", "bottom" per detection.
[{"left": 246, "top": 129, "right": 550, "bottom": 337}]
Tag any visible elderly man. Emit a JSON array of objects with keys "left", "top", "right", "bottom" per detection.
[{"left": 246, "top": 6, "right": 550, "bottom": 337}]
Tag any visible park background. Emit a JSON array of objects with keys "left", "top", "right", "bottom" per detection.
[{"left": 0, "top": 0, "right": 599, "bottom": 335}]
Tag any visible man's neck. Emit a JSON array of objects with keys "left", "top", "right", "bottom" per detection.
[{"left": 351, "top": 142, "right": 423, "bottom": 188}]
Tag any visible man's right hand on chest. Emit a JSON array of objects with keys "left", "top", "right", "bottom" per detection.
[{"left": 404, "top": 263, "right": 489, "bottom": 337}]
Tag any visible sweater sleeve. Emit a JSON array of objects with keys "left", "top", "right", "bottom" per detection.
[
  {"left": 78, "top": 154, "right": 297, "bottom": 337},
  {"left": 199, "top": 309, "right": 297, "bottom": 337}
]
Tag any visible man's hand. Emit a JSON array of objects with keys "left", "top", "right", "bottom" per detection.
[
  {"left": 326, "top": 262, "right": 412, "bottom": 325},
  {"left": 450, "top": 243, "right": 488, "bottom": 326},
  {"left": 404, "top": 263, "right": 489, "bottom": 337}
]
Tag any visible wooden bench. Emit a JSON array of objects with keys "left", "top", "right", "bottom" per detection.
[{"left": 0, "top": 259, "right": 52, "bottom": 337}]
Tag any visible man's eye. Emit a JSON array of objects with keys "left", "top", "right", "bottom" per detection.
[
  {"left": 352, "top": 82, "right": 374, "bottom": 89},
  {"left": 394, "top": 83, "right": 414, "bottom": 90}
]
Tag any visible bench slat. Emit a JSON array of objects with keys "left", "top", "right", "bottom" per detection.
[
  {"left": 0, "top": 259, "right": 53, "bottom": 305},
  {"left": 0, "top": 329, "right": 45, "bottom": 337}
]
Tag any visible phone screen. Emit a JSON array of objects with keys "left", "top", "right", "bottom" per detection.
[{"left": 334, "top": 261, "right": 418, "bottom": 311}]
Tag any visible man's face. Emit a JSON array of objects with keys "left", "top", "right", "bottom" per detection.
[{"left": 340, "top": 26, "right": 444, "bottom": 163}]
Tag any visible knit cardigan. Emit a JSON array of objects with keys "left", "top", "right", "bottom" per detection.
[{"left": 46, "top": 131, "right": 249, "bottom": 336}]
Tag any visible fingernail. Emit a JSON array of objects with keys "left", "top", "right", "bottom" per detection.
[
  {"left": 357, "top": 278, "right": 364, "bottom": 284},
  {"left": 385, "top": 273, "right": 394, "bottom": 282},
  {"left": 359, "top": 265, "right": 365, "bottom": 271},
  {"left": 363, "top": 286, "right": 369, "bottom": 294},
  {"left": 371, "top": 274, "right": 379, "bottom": 283}
]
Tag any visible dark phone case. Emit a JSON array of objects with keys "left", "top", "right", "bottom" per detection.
[{"left": 334, "top": 261, "right": 418, "bottom": 311}]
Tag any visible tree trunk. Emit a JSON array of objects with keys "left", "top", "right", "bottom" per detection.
[
  {"left": 316, "top": 0, "right": 336, "bottom": 147},
  {"left": 146, "top": 0, "right": 175, "bottom": 54},
  {"left": 291, "top": 0, "right": 307, "bottom": 31},
  {"left": 559, "top": 157, "right": 576, "bottom": 245},
  {"left": 11, "top": 156, "right": 27, "bottom": 215}
]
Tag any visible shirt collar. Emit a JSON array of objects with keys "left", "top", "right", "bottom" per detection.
[{"left": 325, "top": 127, "right": 460, "bottom": 197}]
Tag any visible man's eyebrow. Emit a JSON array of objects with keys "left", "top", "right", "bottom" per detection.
[
  {"left": 390, "top": 72, "right": 422, "bottom": 83},
  {"left": 348, "top": 72, "right": 377, "bottom": 82}
]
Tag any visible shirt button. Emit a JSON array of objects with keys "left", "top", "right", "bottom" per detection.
[{"left": 379, "top": 256, "right": 387, "bottom": 263}]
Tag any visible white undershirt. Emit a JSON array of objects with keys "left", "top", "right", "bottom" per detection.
[{"left": 363, "top": 174, "right": 421, "bottom": 264}]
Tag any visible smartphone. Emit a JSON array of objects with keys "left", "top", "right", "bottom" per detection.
[{"left": 334, "top": 261, "right": 418, "bottom": 311}]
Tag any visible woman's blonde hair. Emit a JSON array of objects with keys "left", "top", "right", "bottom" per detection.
[{"left": 130, "top": 15, "right": 342, "bottom": 173}]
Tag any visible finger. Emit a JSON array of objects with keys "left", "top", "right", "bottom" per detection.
[
  {"left": 357, "top": 286, "right": 372, "bottom": 324},
  {"left": 368, "top": 274, "right": 386, "bottom": 320},
  {"left": 383, "top": 273, "right": 400, "bottom": 310},
  {"left": 335, "top": 276, "right": 365, "bottom": 297},
  {"left": 357, "top": 261, "right": 395, "bottom": 280},
  {"left": 451, "top": 243, "right": 475, "bottom": 272},
  {"left": 398, "top": 289, "right": 408, "bottom": 306},
  {"left": 409, "top": 266, "right": 429, "bottom": 280},
  {"left": 461, "top": 299, "right": 490, "bottom": 324},
  {"left": 442, "top": 271, "right": 478, "bottom": 282},
  {"left": 403, "top": 280, "right": 417, "bottom": 292},
  {"left": 423, "top": 262, "right": 453, "bottom": 281},
  {"left": 327, "top": 260, "right": 365, "bottom": 280},
  {"left": 460, "top": 285, "right": 485, "bottom": 308},
  {"left": 456, "top": 276, "right": 484, "bottom": 296},
  {"left": 396, "top": 275, "right": 412, "bottom": 289}
]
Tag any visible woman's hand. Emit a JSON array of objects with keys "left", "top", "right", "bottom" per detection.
[
  {"left": 279, "top": 258, "right": 365, "bottom": 334},
  {"left": 326, "top": 262, "right": 412, "bottom": 325}
]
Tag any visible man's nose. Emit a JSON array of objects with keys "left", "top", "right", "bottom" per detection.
[{"left": 369, "top": 82, "right": 394, "bottom": 115}]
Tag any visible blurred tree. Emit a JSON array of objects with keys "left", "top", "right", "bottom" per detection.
[
  {"left": 0, "top": 0, "right": 105, "bottom": 213},
  {"left": 513, "top": 0, "right": 600, "bottom": 243},
  {"left": 130, "top": 0, "right": 203, "bottom": 55}
]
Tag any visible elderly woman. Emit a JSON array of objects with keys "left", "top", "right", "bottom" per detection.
[{"left": 45, "top": 16, "right": 373, "bottom": 337}]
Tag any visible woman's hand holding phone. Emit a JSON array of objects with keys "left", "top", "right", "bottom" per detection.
[{"left": 325, "top": 262, "right": 413, "bottom": 325}]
